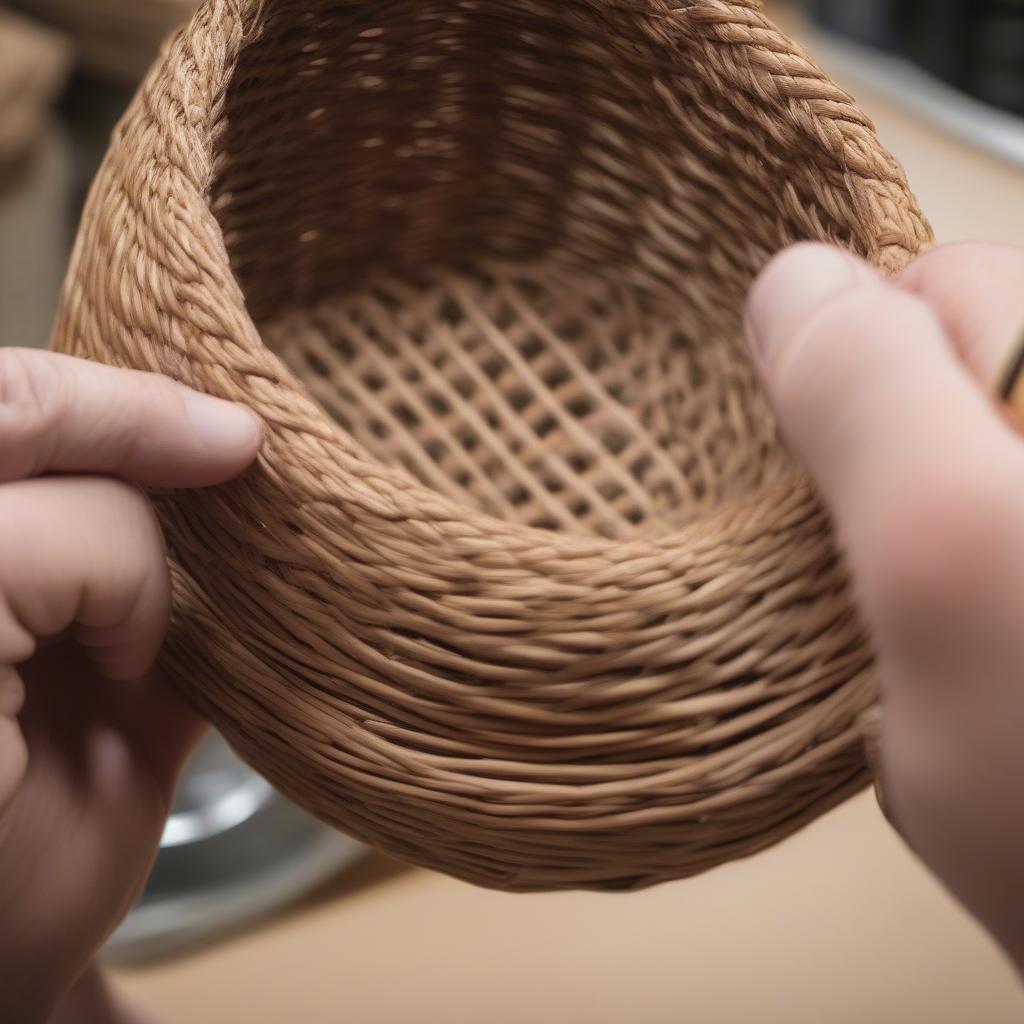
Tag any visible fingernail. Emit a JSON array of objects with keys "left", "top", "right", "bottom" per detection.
[
  {"left": 747, "top": 244, "right": 876, "bottom": 364},
  {"left": 184, "top": 392, "right": 261, "bottom": 451}
]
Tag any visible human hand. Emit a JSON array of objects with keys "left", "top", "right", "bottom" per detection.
[
  {"left": 747, "top": 241, "right": 1024, "bottom": 970},
  {"left": 0, "top": 350, "right": 261, "bottom": 1021}
]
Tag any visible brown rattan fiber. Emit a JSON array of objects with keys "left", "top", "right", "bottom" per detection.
[{"left": 52, "top": 0, "right": 933, "bottom": 892}]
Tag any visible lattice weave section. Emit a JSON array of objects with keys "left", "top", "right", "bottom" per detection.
[
  {"left": 271, "top": 266, "right": 791, "bottom": 539},
  {"left": 52, "top": 0, "right": 932, "bottom": 892}
]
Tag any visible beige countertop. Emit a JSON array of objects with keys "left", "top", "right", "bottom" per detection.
[{"left": 115, "top": 8, "right": 1024, "bottom": 1023}]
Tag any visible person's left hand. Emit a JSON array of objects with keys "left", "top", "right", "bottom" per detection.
[{"left": 0, "top": 349, "right": 261, "bottom": 1022}]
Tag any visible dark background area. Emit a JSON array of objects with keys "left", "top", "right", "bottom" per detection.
[{"left": 802, "top": 0, "right": 1024, "bottom": 114}]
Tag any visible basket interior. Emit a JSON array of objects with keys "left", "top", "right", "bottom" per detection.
[{"left": 208, "top": 1, "right": 831, "bottom": 540}]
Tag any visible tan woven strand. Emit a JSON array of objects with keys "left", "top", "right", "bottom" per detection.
[{"left": 51, "top": 0, "right": 933, "bottom": 892}]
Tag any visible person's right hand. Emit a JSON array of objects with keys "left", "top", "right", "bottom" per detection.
[{"left": 747, "top": 241, "right": 1024, "bottom": 970}]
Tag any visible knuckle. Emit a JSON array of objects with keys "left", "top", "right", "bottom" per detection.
[
  {"left": 0, "top": 349, "right": 64, "bottom": 475},
  {"left": 90, "top": 478, "right": 166, "bottom": 586},
  {"left": 106, "top": 478, "right": 171, "bottom": 613}
]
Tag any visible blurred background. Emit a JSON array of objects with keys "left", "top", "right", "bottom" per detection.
[
  {"left": 0, "top": 1, "right": 1022, "bottom": 1021},
  {"left": 806, "top": 0, "right": 1024, "bottom": 117}
]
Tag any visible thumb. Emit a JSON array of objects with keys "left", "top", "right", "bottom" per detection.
[{"left": 745, "top": 243, "right": 1017, "bottom": 531}]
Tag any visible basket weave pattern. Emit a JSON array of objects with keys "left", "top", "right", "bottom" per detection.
[{"left": 53, "top": 0, "right": 932, "bottom": 891}]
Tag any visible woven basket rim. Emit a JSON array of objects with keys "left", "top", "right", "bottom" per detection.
[{"left": 105, "top": 0, "right": 916, "bottom": 555}]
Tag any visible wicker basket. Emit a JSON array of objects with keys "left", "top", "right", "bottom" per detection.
[{"left": 53, "top": 0, "right": 932, "bottom": 892}]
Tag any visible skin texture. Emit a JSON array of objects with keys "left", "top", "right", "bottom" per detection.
[
  {"left": 747, "top": 241, "right": 1024, "bottom": 971},
  {"left": 0, "top": 350, "right": 261, "bottom": 1022},
  {"left": 1, "top": 241, "right": 1022, "bottom": 1018}
]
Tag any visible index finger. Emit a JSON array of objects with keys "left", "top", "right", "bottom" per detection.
[{"left": 0, "top": 349, "right": 261, "bottom": 487}]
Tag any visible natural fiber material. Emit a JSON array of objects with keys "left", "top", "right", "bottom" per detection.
[
  {"left": 13, "top": 0, "right": 197, "bottom": 84},
  {"left": 53, "top": 0, "right": 932, "bottom": 892}
]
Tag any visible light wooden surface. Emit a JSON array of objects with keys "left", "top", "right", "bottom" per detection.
[
  {"left": 114, "top": 8, "right": 1024, "bottom": 1023},
  {"left": 116, "top": 792, "right": 1024, "bottom": 1024}
]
